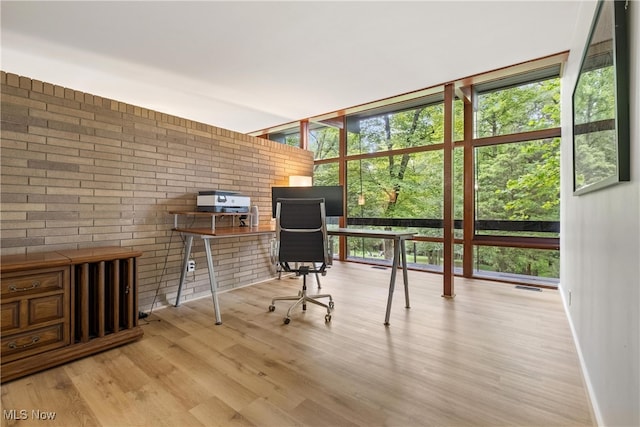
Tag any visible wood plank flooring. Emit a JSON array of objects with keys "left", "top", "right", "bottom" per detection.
[{"left": 1, "top": 262, "right": 594, "bottom": 427}]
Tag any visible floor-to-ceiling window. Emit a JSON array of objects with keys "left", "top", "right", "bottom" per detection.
[
  {"left": 343, "top": 95, "right": 447, "bottom": 266},
  {"left": 254, "top": 55, "right": 565, "bottom": 287},
  {"left": 471, "top": 67, "right": 561, "bottom": 285},
  {"left": 308, "top": 119, "right": 342, "bottom": 256}
]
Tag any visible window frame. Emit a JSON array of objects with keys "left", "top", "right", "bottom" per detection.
[{"left": 250, "top": 54, "right": 567, "bottom": 288}]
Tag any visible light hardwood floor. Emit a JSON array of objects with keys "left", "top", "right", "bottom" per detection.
[{"left": 1, "top": 262, "right": 594, "bottom": 427}]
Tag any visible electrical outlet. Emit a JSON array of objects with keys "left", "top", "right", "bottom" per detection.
[{"left": 187, "top": 259, "right": 196, "bottom": 272}]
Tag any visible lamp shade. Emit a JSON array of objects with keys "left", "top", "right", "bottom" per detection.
[{"left": 289, "top": 175, "right": 312, "bottom": 187}]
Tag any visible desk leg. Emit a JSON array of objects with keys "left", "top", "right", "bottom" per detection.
[
  {"left": 203, "top": 238, "right": 222, "bottom": 325},
  {"left": 175, "top": 234, "right": 193, "bottom": 307},
  {"left": 384, "top": 238, "right": 402, "bottom": 326},
  {"left": 401, "top": 239, "right": 410, "bottom": 309}
]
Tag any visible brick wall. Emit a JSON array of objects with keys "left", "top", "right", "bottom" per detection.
[{"left": 0, "top": 71, "right": 314, "bottom": 311}]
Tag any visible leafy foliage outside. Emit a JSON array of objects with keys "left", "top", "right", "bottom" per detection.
[
  {"left": 474, "top": 79, "right": 561, "bottom": 280},
  {"left": 475, "top": 138, "right": 560, "bottom": 224},
  {"left": 573, "top": 66, "right": 618, "bottom": 190},
  {"left": 309, "top": 125, "right": 339, "bottom": 160},
  {"left": 312, "top": 77, "right": 562, "bottom": 283},
  {"left": 268, "top": 129, "right": 300, "bottom": 147}
]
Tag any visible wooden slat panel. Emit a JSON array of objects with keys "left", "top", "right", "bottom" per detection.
[
  {"left": 97, "top": 261, "right": 105, "bottom": 338},
  {"left": 79, "top": 263, "right": 89, "bottom": 343},
  {"left": 112, "top": 260, "right": 120, "bottom": 333},
  {"left": 127, "top": 257, "right": 134, "bottom": 329}
]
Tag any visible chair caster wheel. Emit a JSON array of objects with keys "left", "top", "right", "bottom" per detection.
[
  {"left": 284, "top": 317, "right": 291, "bottom": 324},
  {"left": 268, "top": 305, "right": 276, "bottom": 312},
  {"left": 325, "top": 314, "right": 331, "bottom": 322},
  {"left": 328, "top": 301, "right": 335, "bottom": 309}
]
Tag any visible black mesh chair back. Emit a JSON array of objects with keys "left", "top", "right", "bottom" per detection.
[{"left": 276, "top": 198, "right": 329, "bottom": 268}]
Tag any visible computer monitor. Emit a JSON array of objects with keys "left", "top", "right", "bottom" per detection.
[{"left": 271, "top": 186, "right": 344, "bottom": 217}]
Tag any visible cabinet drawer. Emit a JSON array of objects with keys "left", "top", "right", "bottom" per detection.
[
  {"left": 1, "top": 270, "right": 65, "bottom": 297},
  {"left": 1, "top": 323, "right": 67, "bottom": 361},
  {"left": 1, "top": 301, "right": 20, "bottom": 333},
  {"left": 1, "top": 295, "right": 66, "bottom": 333},
  {"left": 29, "top": 294, "right": 65, "bottom": 326}
]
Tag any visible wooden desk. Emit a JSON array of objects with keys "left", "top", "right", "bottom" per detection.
[
  {"left": 173, "top": 226, "right": 415, "bottom": 326},
  {"left": 173, "top": 226, "right": 275, "bottom": 325},
  {"left": 328, "top": 228, "right": 415, "bottom": 325}
]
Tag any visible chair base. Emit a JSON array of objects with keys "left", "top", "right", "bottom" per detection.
[{"left": 269, "top": 274, "right": 333, "bottom": 324}]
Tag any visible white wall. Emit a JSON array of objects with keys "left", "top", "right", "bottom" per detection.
[{"left": 560, "top": 1, "right": 640, "bottom": 426}]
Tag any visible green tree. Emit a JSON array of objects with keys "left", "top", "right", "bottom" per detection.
[
  {"left": 320, "top": 77, "right": 562, "bottom": 280},
  {"left": 475, "top": 78, "right": 561, "bottom": 223},
  {"left": 573, "top": 66, "right": 617, "bottom": 188},
  {"left": 348, "top": 103, "right": 444, "bottom": 219},
  {"left": 309, "top": 126, "right": 339, "bottom": 160}
]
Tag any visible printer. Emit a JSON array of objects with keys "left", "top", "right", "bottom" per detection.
[{"left": 197, "top": 190, "right": 250, "bottom": 213}]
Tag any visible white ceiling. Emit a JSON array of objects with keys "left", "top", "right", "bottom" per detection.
[{"left": 0, "top": 1, "right": 585, "bottom": 134}]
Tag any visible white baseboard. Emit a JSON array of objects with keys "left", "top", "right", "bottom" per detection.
[{"left": 557, "top": 282, "right": 603, "bottom": 426}]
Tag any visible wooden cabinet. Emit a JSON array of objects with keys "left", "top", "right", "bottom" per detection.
[
  {"left": 0, "top": 247, "right": 143, "bottom": 383},
  {"left": 1, "top": 266, "right": 70, "bottom": 363}
]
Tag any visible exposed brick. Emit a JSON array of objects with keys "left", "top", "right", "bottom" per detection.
[
  {"left": 2, "top": 103, "right": 29, "bottom": 117},
  {"left": 6, "top": 73, "right": 19, "bottom": 87},
  {"left": 28, "top": 159, "right": 80, "bottom": 172},
  {"left": 1, "top": 237, "right": 45, "bottom": 247},
  {"left": 28, "top": 227, "right": 80, "bottom": 237},
  {"left": 28, "top": 211, "right": 80, "bottom": 221},
  {"left": 45, "top": 234, "right": 92, "bottom": 245},
  {"left": 46, "top": 186, "right": 93, "bottom": 196},
  {"left": 0, "top": 73, "right": 314, "bottom": 311},
  {"left": 0, "top": 122, "right": 27, "bottom": 133},
  {"left": 2, "top": 93, "right": 47, "bottom": 110},
  {"left": 28, "top": 177, "right": 81, "bottom": 188},
  {"left": 1, "top": 192, "right": 27, "bottom": 203},
  {"left": 48, "top": 119, "right": 94, "bottom": 136},
  {"left": 30, "top": 108, "right": 80, "bottom": 125},
  {"left": 28, "top": 194, "right": 79, "bottom": 204}
]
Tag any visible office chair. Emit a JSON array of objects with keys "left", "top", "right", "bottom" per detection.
[
  {"left": 268, "top": 198, "right": 334, "bottom": 324},
  {"left": 271, "top": 247, "right": 324, "bottom": 289}
]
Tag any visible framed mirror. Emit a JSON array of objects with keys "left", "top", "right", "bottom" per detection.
[{"left": 572, "top": 0, "right": 630, "bottom": 195}]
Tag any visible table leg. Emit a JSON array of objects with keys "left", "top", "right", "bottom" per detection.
[
  {"left": 401, "top": 239, "right": 410, "bottom": 308},
  {"left": 175, "top": 234, "right": 193, "bottom": 307},
  {"left": 203, "top": 238, "right": 222, "bottom": 325},
  {"left": 384, "top": 238, "right": 402, "bottom": 326}
]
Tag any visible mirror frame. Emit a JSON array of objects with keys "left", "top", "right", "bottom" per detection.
[{"left": 572, "top": 0, "right": 630, "bottom": 195}]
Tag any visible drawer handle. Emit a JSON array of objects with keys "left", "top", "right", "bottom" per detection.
[
  {"left": 8, "top": 281, "right": 40, "bottom": 292},
  {"left": 8, "top": 336, "right": 40, "bottom": 349}
]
